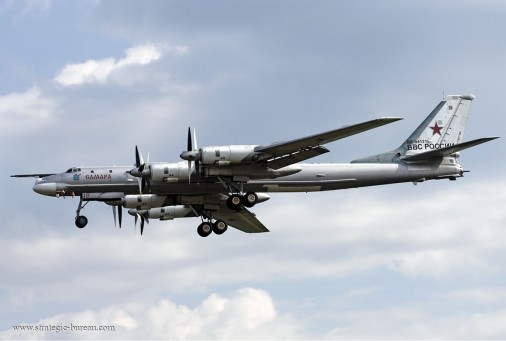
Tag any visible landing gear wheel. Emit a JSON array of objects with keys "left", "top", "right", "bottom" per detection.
[
  {"left": 213, "top": 220, "right": 228, "bottom": 235},
  {"left": 197, "top": 222, "right": 213, "bottom": 237},
  {"left": 75, "top": 215, "right": 88, "bottom": 228},
  {"left": 243, "top": 192, "right": 258, "bottom": 208},
  {"left": 226, "top": 194, "right": 243, "bottom": 210}
]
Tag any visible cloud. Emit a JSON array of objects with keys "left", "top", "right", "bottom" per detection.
[
  {"left": 53, "top": 43, "right": 187, "bottom": 87},
  {"left": 0, "top": 0, "right": 53, "bottom": 22},
  {"left": 325, "top": 306, "right": 506, "bottom": 339},
  {"left": 2, "top": 288, "right": 299, "bottom": 340},
  {"left": 0, "top": 86, "right": 54, "bottom": 118},
  {"left": 5, "top": 285, "right": 506, "bottom": 339},
  {"left": 0, "top": 86, "right": 56, "bottom": 134}
]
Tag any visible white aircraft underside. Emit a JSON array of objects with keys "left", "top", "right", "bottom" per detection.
[{"left": 13, "top": 94, "right": 498, "bottom": 237}]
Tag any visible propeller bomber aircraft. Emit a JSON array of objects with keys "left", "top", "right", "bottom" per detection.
[{"left": 12, "top": 95, "right": 498, "bottom": 237}]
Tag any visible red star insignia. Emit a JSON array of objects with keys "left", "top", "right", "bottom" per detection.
[{"left": 430, "top": 122, "right": 443, "bottom": 136}]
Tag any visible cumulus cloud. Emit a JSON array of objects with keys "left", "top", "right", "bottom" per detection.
[
  {"left": 0, "top": 86, "right": 56, "bottom": 133},
  {"left": 2, "top": 288, "right": 298, "bottom": 340},
  {"left": 0, "top": 86, "right": 54, "bottom": 118},
  {"left": 5, "top": 285, "right": 506, "bottom": 339},
  {"left": 54, "top": 43, "right": 187, "bottom": 87}
]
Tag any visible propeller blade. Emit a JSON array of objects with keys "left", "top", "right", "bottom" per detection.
[
  {"left": 135, "top": 146, "right": 142, "bottom": 168},
  {"left": 192, "top": 127, "right": 198, "bottom": 150},
  {"left": 134, "top": 212, "right": 149, "bottom": 236},
  {"left": 134, "top": 148, "right": 150, "bottom": 194},
  {"left": 193, "top": 127, "right": 200, "bottom": 180},
  {"left": 118, "top": 206, "right": 122, "bottom": 228},
  {"left": 112, "top": 206, "right": 117, "bottom": 227},
  {"left": 188, "top": 127, "right": 194, "bottom": 151},
  {"left": 188, "top": 160, "right": 191, "bottom": 183},
  {"left": 145, "top": 177, "right": 151, "bottom": 193},
  {"left": 188, "top": 127, "right": 193, "bottom": 183},
  {"left": 195, "top": 160, "right": 200, "bottom": 178},
  {"left": 142, "top": 211, "right": 150, "bottom": 235},
  {"left": 137, "top": 178, "right": 143, "bottom": 194}
]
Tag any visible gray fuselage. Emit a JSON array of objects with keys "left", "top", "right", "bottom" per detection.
[{"left": 33, "top": 158, "right": 463, "bottom": 197}]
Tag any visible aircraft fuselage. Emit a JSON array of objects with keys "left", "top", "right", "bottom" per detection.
[{"left": 33, "top": 159, "right": 463, "bottom": 197}]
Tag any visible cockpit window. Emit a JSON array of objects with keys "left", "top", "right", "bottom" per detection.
[{"left": 66, "top": 168, "right": 72, "bottom": 173}]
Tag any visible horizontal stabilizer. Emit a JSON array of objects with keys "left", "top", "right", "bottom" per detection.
[{"left": 401, "top": 137, "right": 499, "bottom": 162}]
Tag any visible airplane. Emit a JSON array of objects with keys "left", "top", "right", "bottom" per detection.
[{"left": 11, "top": 94, "right": 498, "bottom": 237}]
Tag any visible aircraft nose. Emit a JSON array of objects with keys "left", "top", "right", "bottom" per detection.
[{"left": 33, "top": 182, "right": 57, "bottom": 196}]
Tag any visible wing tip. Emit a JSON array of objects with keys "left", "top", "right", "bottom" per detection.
[{"left": 378, "top": 116, "right": 403, "bottom": 122}]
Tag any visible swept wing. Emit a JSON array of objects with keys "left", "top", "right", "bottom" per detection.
[
  {"left": 256, "top": 117, "right": 402, "bottom": 169},
  {"left": 11, "top": 173, "right": 56, "bottom": 178}
]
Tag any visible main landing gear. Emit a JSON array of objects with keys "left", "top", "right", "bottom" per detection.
[
  {"left": 75, "top": 197, "right": 89, "bottom": 229},
  {"left": 197, "top": 220, "right": 228, "bottom": 237},
  {"left": 217, "top": 177, "right": 258, "bottom": 210},
  {"left": 196, "top": 191, "right": 258, "bottom": 238},
  {"left": 226, "top": 192, "right": 258, "bottom": 210}
]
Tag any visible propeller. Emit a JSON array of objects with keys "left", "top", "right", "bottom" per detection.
[
  {"left": 180, "top": 127, "right": 201, "bottom": 182},
  {"left": 112, "top": 205, "right": 123, "bottom": 228},
  {"left": 134, "top": 212, "right": 149, "bottom": 235},
  {"left": 129, "top": 145, "right": 151, "bottom": 193}
]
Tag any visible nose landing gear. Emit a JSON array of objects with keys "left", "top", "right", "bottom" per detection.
[
  {"left": 75, "top": 197, "right": 89, "bottom": 229},
  {"left": 75, "top": 215, "right": 88, "bottom": 228}
]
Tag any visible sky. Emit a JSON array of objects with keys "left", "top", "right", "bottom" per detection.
[{"left": 1, "top": 0, "right": 506, "bottom": 339}]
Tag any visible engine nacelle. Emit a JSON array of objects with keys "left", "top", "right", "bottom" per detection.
[
  {"left": 200, "top": 145, "right": 259, "bottom": 165},
  {"left": 128, "top": 205, "right": 196, "bottom": 220},
  {"left": 123, "top": 194, "right": 168, "bottom": 209},
  {"left": 150, "top": 162, "right": 189, "bottom": 182}
]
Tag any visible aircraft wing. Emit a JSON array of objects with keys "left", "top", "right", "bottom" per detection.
[
  {"left": 213, "top": 208, "right": 269, "bottom": 233},
  {"left": 255, "top": 117, "right": 402, "bottom": 169},
  {"left": 11, "top": 173, "right": 55, "bottom": 178}
]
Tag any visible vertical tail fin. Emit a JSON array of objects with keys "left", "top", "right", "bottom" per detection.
[
  {"left": 401, "top": 94, "right": 475, "bottom": 156},
  {"left": 351, "top": 94, "right": 486, "bottom": 164}
]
